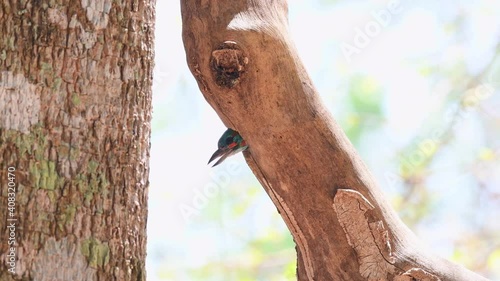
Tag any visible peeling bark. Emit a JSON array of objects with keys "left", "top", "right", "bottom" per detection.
[
  {"left": 181, "top": 0, "right": 489, "bottom": 280},
  {"left": 333, "top": 189, "right": 396, "bottom": 280}
]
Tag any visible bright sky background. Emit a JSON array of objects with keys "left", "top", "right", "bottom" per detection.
[{"left": 147, "top": 1, "right": 500, "bottom": 280}]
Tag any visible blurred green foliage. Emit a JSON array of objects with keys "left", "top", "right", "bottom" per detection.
[{"left": 341, "top": 75, "right": 384, "bottom": 145}]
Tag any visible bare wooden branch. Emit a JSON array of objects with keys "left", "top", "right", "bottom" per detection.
[{"left": 181, "top": 1, "right": 489, "bottom": 280}]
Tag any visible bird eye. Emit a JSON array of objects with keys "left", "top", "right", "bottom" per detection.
[{"left": 225, "top": 136, "right": 233, "bottom": 145}]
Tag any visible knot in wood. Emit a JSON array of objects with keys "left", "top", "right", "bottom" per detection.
[{"left": 211, "top": 41, "right": 248, "bottom": 88}]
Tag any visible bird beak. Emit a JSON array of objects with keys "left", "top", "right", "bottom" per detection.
[{"left": 207, "top": 148, "right": 231, "bottom": 167}]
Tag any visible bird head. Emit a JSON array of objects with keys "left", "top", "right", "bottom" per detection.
[{"left": 208, "top": 128, "right": 248, "bottom": 167}]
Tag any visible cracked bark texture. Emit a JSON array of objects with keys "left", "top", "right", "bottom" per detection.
[
  {"left": 0, "top": 0, "right": 154, "bottom": 280},
  {"left": 181, "top": 1, "right": 489, "bottom": 280}
]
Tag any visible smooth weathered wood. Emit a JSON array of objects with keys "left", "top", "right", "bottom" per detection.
[
  {"left": 0, "top": 1, "right": 154, "bottom": 280},
  {"left": 181, "top": 1, "right": 488, "bottom": 280}
]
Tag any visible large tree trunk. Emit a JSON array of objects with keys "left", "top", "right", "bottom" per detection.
[
  {"left": 0, "top": 1, "right": 154, "bottom": 280},
  {"left": 180, "top": 1, "right": 488, "bottom": 280}
]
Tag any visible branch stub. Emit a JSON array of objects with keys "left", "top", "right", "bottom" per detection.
[{"left": 211, "top": 41, "right": 248, "bottom": 88}]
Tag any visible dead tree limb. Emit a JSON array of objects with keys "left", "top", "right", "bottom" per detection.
[{"left": 180, "top": 1, "right": 488, "bottom": 280}]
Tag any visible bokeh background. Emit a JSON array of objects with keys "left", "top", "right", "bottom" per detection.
[{"left": 147, "top": 0, "right": 500, "bottom": 280}]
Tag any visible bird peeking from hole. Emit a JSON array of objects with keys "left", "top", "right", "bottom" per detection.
[{"left": 208, "top": 128, "right": 248, "bottom": 167}]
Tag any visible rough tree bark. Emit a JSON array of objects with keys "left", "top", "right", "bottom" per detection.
[
  {"left": 181, "top": 1, "right": 489, "bottom": 280},
  {"left": 0, "top": 1, "right": 154, "bottom": 280}
]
